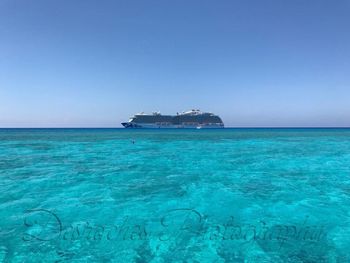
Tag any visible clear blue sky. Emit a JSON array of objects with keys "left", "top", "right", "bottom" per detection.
[{"left": 0, "top": 0, "right": 349, "bottom": 127}]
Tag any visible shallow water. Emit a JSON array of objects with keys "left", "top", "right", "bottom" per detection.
[{"left": 1, "top": 128, "right": 350, "bottom": 262}]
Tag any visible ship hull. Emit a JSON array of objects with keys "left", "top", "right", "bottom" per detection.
[{"left": 121, "top": 123, "right": 224, "bottom": 128}]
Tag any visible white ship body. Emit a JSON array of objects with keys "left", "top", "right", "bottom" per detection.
[{"left": 121, "top": 109, "right": 224, "bottom": 128}]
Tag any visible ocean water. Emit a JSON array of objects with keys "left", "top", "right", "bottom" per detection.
[{"left": 1, "top": 128, "right": 350, "bottom": 262}]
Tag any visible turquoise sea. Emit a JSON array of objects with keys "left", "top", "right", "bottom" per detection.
[{"left": 1, "top": 128, "right": 350, "bottom": 262}]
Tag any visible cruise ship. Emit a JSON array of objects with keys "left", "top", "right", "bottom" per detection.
[{"left": 121, "top": 109, "right": 224, "bottom": 128}]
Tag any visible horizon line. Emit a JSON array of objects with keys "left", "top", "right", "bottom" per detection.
[{"left": 1, "top": 127, "right": 350, "bottom": 129}]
